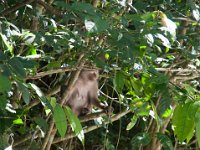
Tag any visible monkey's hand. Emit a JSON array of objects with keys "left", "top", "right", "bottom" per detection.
[{"left": 104, "top": 106, "right": 114, "bottom": 116}]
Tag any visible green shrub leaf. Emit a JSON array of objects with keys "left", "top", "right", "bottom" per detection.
[
  {"left": 13, "top": 118, "right": 23, "bottom": 125},
  {"left": 53, "top": 104, "right": 67, "bottom": 138},
  {"left": 64, "top": 106, "right": 84, "bottom": 145},
  {"left": 156, "top": 133, "right": 173, "bottom": 150},
  {"left": 172, "top": 102, "right": 199, "bottom": 142},
  {"left": 17, "top": 82, "right": 30, "bottom": 104},
  {"left": 8, "top": 57, "right": 26, "bottom": 78},
  {"left": 114, "top": 71, "right": 125, "bottom": 92},
  {"left": 0, "top": 75, "right": 11, "bottom": 92}
]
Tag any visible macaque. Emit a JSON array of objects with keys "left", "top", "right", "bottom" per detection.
[{"left": 65, "top": 69, "right": 112, "bottom": 117}]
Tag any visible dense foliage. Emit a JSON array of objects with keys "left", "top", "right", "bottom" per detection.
[{"left": 0, "top": 0, "right": 199, "bottom": 149}]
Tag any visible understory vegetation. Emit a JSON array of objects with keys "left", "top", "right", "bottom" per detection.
[{"left": 0, "top": 0, "right": 200, "bottom": 149}]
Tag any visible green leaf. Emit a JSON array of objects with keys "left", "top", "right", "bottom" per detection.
[
  {"left": 172, "top": 102, "right": 199, "bottom": 142},
  {"left": 53, "top": 104, "right": 67, "bottom": 138},
  {"left": 0, "top": 33, "right": 13, "bottom": 54},
  {"left": 48, "top": 97, "right": 57, "bottom": 109},
  {"left": 71, "top": 2, "right": 95, "bottom": 15},
  {"left": 8, "top": 57, "right": 26, "bottom": 78},
  {"left": 13, "top": 118, "right": 23, "bottom": 125},
  {"left": 0, "top": 134, "right": 9, "bottom": 150},
  {"left": 149, "top": 74, "right": 168, "bottom": 85},
  {"left": 131, "top": 132, "right": 150, "bottom": 150},
  {"left": 92, "top": 16, "right": 109, "bottom": 32},
  {"left": 27, "top": 45, "right": 37, "bottom": 55},
  {"left": 0, "top": 94, "right": 7, "bottom": 109},
  {"left": 159, "top": 95, "right": 172, "bottom": 117},
  {"left": 22, "top": 32, "right": 36, "bottom": 44},
  {"left": 0, "top": 51, "right": 6, "bottom": 61},
  {"left": 54, "top": 1, "right": 70, "bottom": 9},
  {"left": 162, "top": 107, "right": 173, "bottom": 118},
  {"left": 141, "top": 12, "right": 154, "bottom": 22},
  {"left": 0, "top": 75, "right": 11, "bottom": 92},
  {"left": 134, "top": 2, "right": 148, "bottom": 10},
  {"left": 29, "top": 83, "right": 53, "bottom": 111},
  {"left": 18, "top": 57, "right": 37, "bottom": 69},
  {"left": 34, "top": 117, "right": 48, "bottom": 131},
  {"left": 113, "top": 71, "right": 125, "bottom": 92},
  {"left": 132, "top": 100, "right": 150, "bottom": 117},
  {"left": 130, "top": 78, "right": 143, "bottom": 96},
  {"left": 94, "top": 57, "right": 109, "bottom": 69},
  {"left": 126, "top": 115, "right": 138, "bottom": 130},
  {"left": 29, "top": 83, "right": 44, "bottom": 97},
  {"left": 0, "top": 64, "right": 12, "bottom": 76},
  {"left": 64, "top": 106, "right": 84, "bottom": 145},
  {"left": 196, "top": 111, "right": 200, "bottom": 148},
  {"left": 156, "top": 133, "right": 173, "bottom": 150},
  {"left": 47, "top": 61, "right": 61, "bottom": 69},
  {"left": 17, "top": 82, "right": 30, "bottom": 104},
  {"left": 155, "top": 33, "right": 171, "bottom": 48},
  {"left": 29, "top": 141, "right": 40, "bottom": 150}
]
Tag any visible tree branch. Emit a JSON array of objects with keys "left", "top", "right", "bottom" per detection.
[
  {"left": 155, "top": 68, "right": 200, "bottom": 73},
  {"left": 53, "top": 109, "right": 131, "bottom": 144},
  {"left": 27, "top": 67, "right": 200, "bottom": 80},
  {"left": 0, "top": 0, "right": 63, "bottom": 17},
  {"left": 26, "top": 67, "right": 76, "bottom": 80},
  {"left": 36, "top": 0, "right": 63, "bottom": 17},
  {"left": 0, "top": 0, "right": 35, "bottom": 16},
  {"left": 13, "top": 109, "right": 131, "bottom": 147},
  {"left": 79, "top": 111, "right": 106, "bottom": 122}
]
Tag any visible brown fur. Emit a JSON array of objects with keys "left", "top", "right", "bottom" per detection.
[{"left": 65, "top": 69, "right": 112, "bottom": 116}]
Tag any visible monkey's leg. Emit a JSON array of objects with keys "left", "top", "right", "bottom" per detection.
[{"left": 79, "top": 107, "right": 90, "bottom": 116}]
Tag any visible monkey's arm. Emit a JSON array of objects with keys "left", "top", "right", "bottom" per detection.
[{"left": 92, "top": 98, "right": 113, "bottom": 115}]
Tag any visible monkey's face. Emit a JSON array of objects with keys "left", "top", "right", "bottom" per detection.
[
  {"left": 80, "top": 69, "right": 99, "bottom": 81},
  {"left": 88, "top": 71, "right": 98, "bottom": 81}
]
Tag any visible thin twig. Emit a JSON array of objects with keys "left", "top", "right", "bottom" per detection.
[
  {"left": 13, "top": 134, "right": 33, "bottom": 147},
  {"left": 0, "top": 0, "right": 35, "bottom": 16},
  {"left": 36, "top": 0, "right": 63, "bottom": 17},
  {"left": 173, "top": 75, "right": 199, "bottom": 82},
  {"left": 0, "top": 0, "right": 64, "bottom": 17},
  {"left": 155, "top": 68, "right": 200, "bottom": 73},
  {"left": 79, "top": 111, "right": 106, "bottom": 122},
  {"left": 26, "top": 67, "right": 76, "bottom": 80}
]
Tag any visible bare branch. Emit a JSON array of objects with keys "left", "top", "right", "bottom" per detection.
[
  {"left": 155, "top": 68, "right": 200, "bottom": 73},
  {"left": 13, "top": 134, "right": 33, "bottom": 147},
  {"left": 26, "top": 67, "right": 76, "bottom": 80},
  {"left": 173, "top": 75, "right": 199, "bottom": 83},
  {"left": 13, "top": 109, "right": 131, "bottom": 147},
  {"left": 53, "top": 109, "right": 132, "bottom": 144},
  {"left": 0, "top": 0, "right": 35, "bottom": 16},
  {"left": 28, "top": 67, "right": 200, "bottom": 80},
  {"left": 80, "top": 111, "right": 106, "bottom": 122},
  {"left": 36, "top": 0, "right": 63, "bottom": 17}
]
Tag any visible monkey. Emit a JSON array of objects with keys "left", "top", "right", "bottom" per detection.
[{"left": 65, "top": 69, "right": 113, "bottom": 117}]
